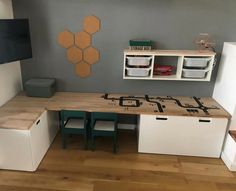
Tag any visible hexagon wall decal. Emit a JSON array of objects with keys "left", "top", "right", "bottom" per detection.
[
  {"left": 83, "top": 15, "right": 100, "bottom": 34},
  {"left": 67, "top": 46, "right": 83, "bottom": 64},
  {"left": 75, "top": 31, "right": 91, "bottom": 49},
  {"left": 57, "top": 15, "right": 100, "bottom": 78},
  {"left": 84, "top": 47, "right": 99, "bottom": 65},
  {"left": 58, "top": 30, "right": 74, "bottom": 48},
  {"left": 75, "top": 61, "right": 91, "bottom": 78}
]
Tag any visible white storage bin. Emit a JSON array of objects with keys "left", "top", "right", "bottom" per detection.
[
  {"left": 126, "top": 56, "right": 152, "bottom": 66},
  {"left": 182, "top": 69, "right": 208, "bottom": 78},
  {"left": 126, "top": 68, "right": 150, "bottom": 77},
  {"left": 184, "top": 57, "right": 212, "bottom": 68}
]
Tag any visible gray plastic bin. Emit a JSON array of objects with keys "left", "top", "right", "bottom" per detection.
[{"left": 25, "top": 78, "right": 56, "bottom": 98}]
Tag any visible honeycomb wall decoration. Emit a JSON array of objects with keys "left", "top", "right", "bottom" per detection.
[{"left": 57, "top": 15, "right": 100, "bottom": 78}]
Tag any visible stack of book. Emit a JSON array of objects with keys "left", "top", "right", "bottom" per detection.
[{"left": 129, "top": 40, "right": 152, "bottom": 50}]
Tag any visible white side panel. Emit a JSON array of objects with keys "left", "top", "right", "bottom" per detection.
[
  {"left": 229, "top": 106, "right": 236, "bottom": 130},
  {"left": 0, "top": 0, "right": 22, "bottom": 107},
  {"left": 138, "top": 115, "right": 228, "bottom": 158},
  {"left": 221, "top": 152, "right": 236, "bottom": 171},
  {"left": 222, "top": 134, "right": 236, "bottom": 162},
  {"left": 0, "top": 62, "right": 22, "bottom": 106},
  {"left": 30, "top": 111, "right": 59, "bottom": 170},
  {"left": 0, "top": 0, "right": 13, "bottom": 18},
  {"left": 213, "top": 42, "right": 236, "bottom": 115},
  {"left": 221, "top": 133, "right": 236, "bottom": 171},
  {"left": 0, "top": 128, "right": 33, "bottom": 171}
]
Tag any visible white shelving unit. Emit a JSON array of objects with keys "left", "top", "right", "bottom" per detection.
[{"left": 123, "top": 49, "right": 216, "bottom": 81}]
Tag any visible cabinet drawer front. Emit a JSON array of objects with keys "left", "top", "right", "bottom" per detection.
[
  {"left": 138, "top": 115, "right": 228, "bottom": 157},
  {"left": 0, "top": 129, "right": 33, "bottom": 171}
]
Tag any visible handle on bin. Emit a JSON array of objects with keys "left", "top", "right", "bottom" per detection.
[
  {"left": 156, "top": 117, "right": 168, "bottom": 121},
  {"left": 198, "top": 119, "right": 211, "bottom": 123},
  {"left": 36, "top": 119, "right": 41, "bottom": 125}
]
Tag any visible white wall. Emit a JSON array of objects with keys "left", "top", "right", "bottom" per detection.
[
  {"left": 0, "top": 0, "right": 22, "bottom": 106},
  {"left": 213, "top": 42, "right": 236, "bottom": 130},
  {"left": 213, "top": 42, "right": 236, "bottom": 171},
  {"left": 229, "top": 106, "right": 236, "bottom": 130}
]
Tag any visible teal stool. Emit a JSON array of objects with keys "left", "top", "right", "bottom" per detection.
[
  {"left": 60, "top": 110, "right": 89, "bottom": 149},
  {"left": 90, "top": 112, "right": 118, "bottom": 153}
]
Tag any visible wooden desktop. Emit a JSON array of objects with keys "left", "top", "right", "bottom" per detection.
[{"left": 0, "top": 92, "right": 231, "bottom": 171}]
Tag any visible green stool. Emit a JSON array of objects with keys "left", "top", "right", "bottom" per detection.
[
  {"left": 90, "top": 112, "right": 118, "bottom": 153},
  {"left": 60, "top": 110, "right": 89, "bottom": 149}
]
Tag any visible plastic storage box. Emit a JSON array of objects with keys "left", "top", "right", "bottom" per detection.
[
  {"left": 25, "top": 78, "right": 56, "bottom": 98},
  {"left": 127, "top": 57, "right": 152, "bottom": 66},
  {"left": 126, "top": 68, "right": 150, "bottom": 77},
  {"left": 182, "top": 69, "right": 208, "bottom": 78},
  {"left": 184, "top": 57, "right": 212, "bottom": 68}
]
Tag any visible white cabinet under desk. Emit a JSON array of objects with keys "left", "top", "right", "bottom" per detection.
[
  {"left": 0, "top": 111, "right": 59, "bottom": 171},
  {"left": 138, "top": 114, "right": 228, "bottom": 158}
]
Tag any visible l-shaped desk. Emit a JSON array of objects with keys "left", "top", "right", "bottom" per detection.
[{"left": 0, "top": 92, "right": 231, "bottom": 171}]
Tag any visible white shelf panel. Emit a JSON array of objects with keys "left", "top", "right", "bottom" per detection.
[
  {"left": 152, "top": 75, "right": 178, "bottom": 80},
  {"left": 180, "top": 77, "right": 210, "bottom": 81},
  {"left": 123, "top": 76, "right": 152, "bottom": 80}
]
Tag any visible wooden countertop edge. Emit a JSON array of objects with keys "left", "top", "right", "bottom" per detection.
[
  {"left": 0, "top": 109, "right": 46, "bottom": 131},
  {"left": 45, "top": 107, "right": 231, "bottom": 118},
  {"left": 0, "top": 92, "right": 231, "bottom": 130},
  {"left": 210, "top": 98, "right": 232, "bottom": 119}
]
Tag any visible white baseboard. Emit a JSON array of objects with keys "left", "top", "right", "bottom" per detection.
[{"left": 118, "top": 123, "right": 136, "bottom": 130}]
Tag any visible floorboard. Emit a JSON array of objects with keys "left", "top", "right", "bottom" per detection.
[{"left": 0, "top": 130, "right": 236, "bottom": 191}]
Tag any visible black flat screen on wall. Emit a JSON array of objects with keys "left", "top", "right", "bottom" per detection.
[{"left": 0, "top": 19, "right": 32, "bottom": 64}]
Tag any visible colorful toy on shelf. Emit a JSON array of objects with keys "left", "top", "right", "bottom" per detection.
[
  {"left": 194, "top": 33, "right": 216, "bottom": 51},
  {"left": 153, "top": 64, "right": 174, "bottom": 76}
]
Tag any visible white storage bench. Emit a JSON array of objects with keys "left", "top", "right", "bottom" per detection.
[
  {"left": 0, "top": 111, "right": 59, "bottom": 171},
  {"left": 138, "top": 114, "right": 228, "bottom": 158}
]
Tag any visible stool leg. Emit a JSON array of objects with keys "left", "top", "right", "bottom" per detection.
[
  {"left": 84, "top": 131, "right": 87, "bottom": 150},
  {"left": 91, "top": 135, "right": 95, "bottom": 151},
  {"left": 113, "top": 134, "right": 117, "bottom": 154},
  {"left": 62, "top": 132, "right": 67, "bottom": 149}
]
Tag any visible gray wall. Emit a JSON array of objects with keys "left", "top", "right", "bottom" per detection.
[{"left": 12, "top": 0, "right": 236, "bottom": 96}]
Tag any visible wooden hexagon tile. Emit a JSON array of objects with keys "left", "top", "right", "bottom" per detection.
[
  {"left": 57, "top": 15, "right": 101, "bottom": 78},
  {"left": 84, "top": 47, "right": 100, "bottom": 65},
  {"left": 67, "top": 46, "right": 83, "bottom": 64},
  {"left": 75, "top": 31, "right": 91, "bottom": 49},
  {"left": 58, "top": 30, "right": 74, "bottom": 48},
  {"left": 75, "top": 61, "right": 91, "bottom": 78},
  {"left": 83, "top": 15, "right": 100, "bottom": 34}
]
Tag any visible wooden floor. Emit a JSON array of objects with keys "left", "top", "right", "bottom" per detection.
[{"left": 0, "top": 130, "right": 236, "bottom": 191}]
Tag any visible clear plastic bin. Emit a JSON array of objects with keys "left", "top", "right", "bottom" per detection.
[
  {"left": 126, "top": 68, "right": 150, "bottom": 77},
  {"left": 126, "top": 56, "right": 152, "bottom": 66},
  {"left": 184, "top": 57, "right": 212, "bottom": 68},
  {"left": 182, "top": 69, "right": 208, "bottom": 78}
]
